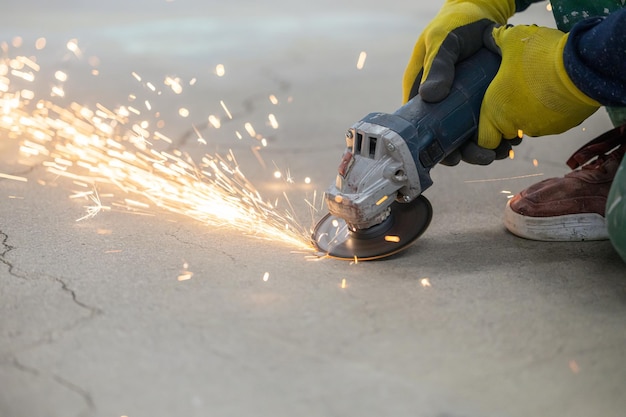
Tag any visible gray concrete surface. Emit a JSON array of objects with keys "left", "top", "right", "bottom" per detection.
[{"left": 1, "top": 1, "right": 625, "bottom": 417}]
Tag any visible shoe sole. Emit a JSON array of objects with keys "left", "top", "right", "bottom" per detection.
[{"left": 503, "top": 200, "right": 608, "bottom": 241}]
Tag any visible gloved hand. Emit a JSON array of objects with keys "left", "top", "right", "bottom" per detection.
[
  {"left": 402, "top": 0, "right": 515, "bottom": 104},
  {"left": 477, "top": 24, "right": 601, "bottom": 150}
]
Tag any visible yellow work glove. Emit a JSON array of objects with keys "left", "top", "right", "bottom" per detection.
[
  {"left": 478, "top": 24, "right": 601, "bottom": 149},
  {"left": 402, "top": 0, "right": 515, "bottom": 103}
]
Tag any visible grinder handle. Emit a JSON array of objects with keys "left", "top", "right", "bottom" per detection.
[{"left": 395, "top": 48, "right": 501, "bottom": 177}]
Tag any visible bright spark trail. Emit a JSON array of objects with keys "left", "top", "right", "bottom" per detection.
[{"left": 0, "top": 40, "right": 314, "bottom": 253}]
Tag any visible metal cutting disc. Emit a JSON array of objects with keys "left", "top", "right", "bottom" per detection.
[{"left": 312, "top": 195, "right": 433, "bottom": 261}]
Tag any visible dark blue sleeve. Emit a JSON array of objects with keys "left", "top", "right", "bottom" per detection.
[
  {"left": 514, "top": 0, "right": 543, "bottom": 12},
  {"left": 563, "top": 9, "right": 626, "bottom": 106}
]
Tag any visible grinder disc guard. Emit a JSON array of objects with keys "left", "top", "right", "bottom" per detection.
[{"left": 312, "top": 195, "right": 433, "bottom": 260}]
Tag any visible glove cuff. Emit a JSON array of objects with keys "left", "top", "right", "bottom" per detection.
[{"left": 556, "top": 35, "right": 601, "bottom": 108}]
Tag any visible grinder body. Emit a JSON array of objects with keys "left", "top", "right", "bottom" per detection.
[{"left": 323, "top": 48, "right": 501, "bottom": 231}]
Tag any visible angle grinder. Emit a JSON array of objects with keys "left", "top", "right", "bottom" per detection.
[{"left": 312, "top": 48, "right": 501, "bottom": 260}]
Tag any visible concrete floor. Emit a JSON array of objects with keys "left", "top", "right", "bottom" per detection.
[{"left": 1, "top": 1, "right": 625, "bottom": 417}]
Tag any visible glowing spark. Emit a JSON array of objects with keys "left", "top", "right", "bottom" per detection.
[
  {"left": 263, "top": 272, "right": 270, "bottom": 282},
  {"left": 154, "top": 131, "right": 173, "bottom": 144},
  {"left": 268, "top": 114, "right": 279, "bottom": 129},
  {"left": 66, "top": 39, "right": 81, "bottom": 56},
  {"left": 132, "top": 72, "right": 142, "bottom": 82},
  {"left": 12, "top": 70, "right": 34, "bottom": 82},
  {"left": 464, "top": 173, "right": 544, "bottom": 183},
  {"left": 356, "top": 51, "right": 367, "bottom": 70},
  {"left": 235, "top": 131, "right": 242, "bottom": 140},
  {"left": 12, "top": 37, "right": 22, "bottom": 48},
  {"left": 384, "top": 235, "right": 401, "bottom": 243},
  {"left": 0, "top": 172, "right": 27, "bottom": 182},
  {"left": 376, "top": 195, "right": 388, "bottom": 206},
  {"left": 341, "top": 278, "right": 347, "bottom": 289},
  {"left": 421, "top": 278, "right": 431, "bottom": 287},
  {"left": 51, "top": 86, "right": 65, "bottom": 97},
  {"left": 164, "top": 76, "right": 183, "bottom": 94},
  {"left": 220, "top": 100, "right": 233, "bottom": 119},
  {"left": 21, "top": 89, "right": 34, "bottom": 100},
  {"left": 269, "top": 94, "right": 279, "bottom": 105},
  {"left": 533, "top": 159, "right": 539, "bottom": 167},
  {"left": 304, "top": 177, "right": 311, "bottom": 184},
  {"left": 273, "top": 170, "right": 282, "bottom": 179},
  {"left": 35, "top": 37, "right": 47, "bottom": 50},
  {"left": 215, "top": 64, "right": 225, "bottom": 77},
  {"left": 517, "top": 129, "right": 524, "bottom": 138},
  {"left": 334, "top": 195, "right": 343, "bottom": 204},
  {"left": 509, "top": 149, "right": 515, "bottom": 159},
  {"left": 331, "top": 219, "right": 339, "bottom": 228},
  {"left": 55, "top": 71, "right": 68, "bottom": 82},
  {"left": 208, "top": 115, "right": 221, "bottom": 129},
  {"left": 178, "top": 107, "right": 190, "bottom": 118},
  {"left": 244, "top": 122, "right": 256, "bottom": 137}
]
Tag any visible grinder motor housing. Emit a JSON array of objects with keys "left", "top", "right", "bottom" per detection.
[{"left": 324, "top": 48, "right": 501, "bottom": 230}]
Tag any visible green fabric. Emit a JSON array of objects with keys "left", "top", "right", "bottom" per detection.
[
  {"left": 549, "top": 0, "right": 624, "bottom": 31},
  {"left": 607, "top": 107, "right": 626, "bottom": 127},
  {"left": 607, "top": 155, "right": 626, "bottom": 263}
]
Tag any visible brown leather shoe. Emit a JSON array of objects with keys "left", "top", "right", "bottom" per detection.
[{"left": 504, "top": 125, "right": 626, "bottom": 241}]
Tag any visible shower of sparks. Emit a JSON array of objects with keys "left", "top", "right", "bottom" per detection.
[
  {"left": 0, "top": 45, "right": 314, "bottom": 253},
  {"left": 356, "top": 51, "right": 367, "bottom": 70}
]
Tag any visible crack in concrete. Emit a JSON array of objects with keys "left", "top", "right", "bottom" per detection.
[
  {"left": 8, "top": 356, "right": 95, "bottom": 417},
  {"left": 52, "top": 275, "right": 104, "bottom": 317},
  {"left": 9, "top": 273, "right": 105, "bottom": 356},
  {"left": 1, "top": 230, "right": 102, "bottom": 415},
  {"left": 166, "top": 227, "right": 237, "bottom": 263},
  {"left": 0, "top": 229, "right": 27, "bottom": 280}
]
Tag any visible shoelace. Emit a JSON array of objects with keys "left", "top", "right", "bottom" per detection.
[{"left": 567, "top": 124, "right": 626, "bottom": 172}]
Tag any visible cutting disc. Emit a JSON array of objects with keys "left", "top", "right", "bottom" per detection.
[{"left": 312, "top": 195, "right": 433, "bottom": 261}]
